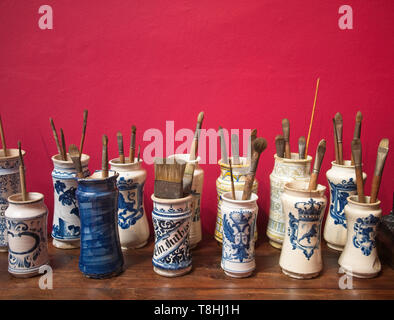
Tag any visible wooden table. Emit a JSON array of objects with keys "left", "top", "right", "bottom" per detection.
[{"left": 0, "top": 236, "right": 393, "bottom": 300}]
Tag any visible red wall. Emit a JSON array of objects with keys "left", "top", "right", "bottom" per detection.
[{"left": 1, "top": 1, "right": 393, "bottom": 236}]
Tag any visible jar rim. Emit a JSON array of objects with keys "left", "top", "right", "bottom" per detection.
[
  {"left": 168, "top": 154, "right": 200, "bottom": 164},
  {"left": 0, "top": 148, "right": 25, "bottom": 160},
  {"left": 51, "top": 153, "right": 90, "bottom": 164},
  {"left": 218, "top": 157, "right": 249, "bottom": 168},
  {"left": 8, "top": 192, "right": 44, "bottom": 204},
  {"left": 222, "top": 191, "right": 258, "bottom": 203},
  {"left": 109, "top": 158, "right": 143, "bottom": 166},
  {"left": 274, "top": 153, "right": 312, "bottom": 163},
  {"left": 78, "top": 170, "right": 118, "bottom": 182},
  {"left": 331, "top": 160, "right": 355, "bottom": 168},
  {"left": 347, "top": 195, "right": 381, "bottom": 207},
  {"left": 151, "top": 193, "right": 193, "bottom": 204},
  {"left": 284, "top": 181, "right": 326, "bottom": 196}
]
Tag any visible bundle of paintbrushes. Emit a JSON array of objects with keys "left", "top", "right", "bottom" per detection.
[
  {"left": 274, "top": 119, "right": 306, "bottom": 159},
  {"left": 0, "top": 114, "right": 8, "bottom": 157},
  {"left": 351, "top": 137, "right": 389, "bottom": 203},
  {"left": 115, "top": 125, "right": 141, "bottom": 164}
]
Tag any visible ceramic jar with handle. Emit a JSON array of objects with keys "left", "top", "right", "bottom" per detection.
[
  {"left": 109, "top": 157, "right": 149, "bottom": 250},
  {"left": 0, "top": 149, "right": 25, "bottom": 252},
  {"left": 5, "top": 192, "right": 49, "bottom": 278},
  {"left": 51, "top": 153, "right": 90, "bottom": 249},
  {"left": 339, "top": 196, "right": 382, "bottom": 278},
  {"left": 324, "top": 160, "right": 367, "bottom": 251},
  {"left": 279, "top": 181, "right": 327, "bottom": 279},
  {"left": 221, "top": 191, "right": 258, "bottom": 278},
  {"left": 267, "top": 153, "right": 312, "bottom": 249}
]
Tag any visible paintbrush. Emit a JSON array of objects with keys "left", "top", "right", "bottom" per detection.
[
  {"left": 183, "top": 111, "right": 204, "bottom": 195},
  {"left": 219, "top": 126, "right": 228, "bottom": 164},
  {"left": 351, "top": 138, "right": 366, "bottom": 203},
  {"left": 60, "top": 128, "right": 67, "bottom": 161},
  {"left": 69, "top": 144, "right": 84, "bottom": 178},
  {"left": 298, "top": 136, "right": 306, "bottom": 159},
  {"left": 18, "top": 141, "right": 27, "bottom": 201},
  {"left": 247, "top": 129, "right": 257, "bottom": 163},
  {"left": 79, "top": 109, "right": 88, "bottom": 158},
  {"left": 0, "top": 115, "right": 7, "bottom": 156},
  {"left": 282, "top": 118, "right": 291, "bottom": 158},
  {"left": 137, "top": 145, "right": 141, "bottom": 162},
  {"left": 129, "top": 125, "right": 136, "bottom": 163},
  {"left": 49, "top": 118, "right": 65, "bottom": 160},
  {"left": 275, "top": 134, "right": 285, "bottom": 158},
  {"left": 333, "top": 118, "right": 339, "bottom": 164},
  {"left": 117, "top": 131, "right": 125, "bottom": 163},
  {"left": 351, "top": 111, "right": 362, "bottom": 165},
  {"left": 242, "top": 137, "right": 267, "bottom": 200},
  {"left": 308, "top": 139, "right": 326, "bottom": 191},
  {"left": 370, "top": 138, "right": 389, "bottom": 203},
  {"left": 154, "top": 157, "right": 186, "bottom": 199},
  {"left": 334, "top": 112, "right": 343, "bottom": 165},
  {"left": 231, "top": 133, "right": 240, "bottom": 165},
  {"left": 102, "top": 135, "right": 108, "bottom": 178},
  {"left": 229, "top": 159, "right": 236, "bottom": 200}
]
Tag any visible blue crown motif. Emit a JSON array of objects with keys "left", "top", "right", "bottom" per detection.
[
  {"left": 117, "top": 177, "right": 134, "bottom": 190},
  {"left": 295, "top": 199, "right": 322, "bottom": 222}
]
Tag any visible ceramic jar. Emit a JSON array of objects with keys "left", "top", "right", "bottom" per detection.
[
  {"left": 76, "top": 171, "right": 124, "bottom": 279},
  {"left": 109, "top": 157, "right": 149, "bottom": 250},
  {"left": 221, "top": 191, "right": 258, "bottom": 278},
  {"left": 279, "top": 181, "right": 327, "bottom": 279},
  {"left": 51, "top": 153, "right": 90, "bottom": 249},
  {"left": 324, "top": 160, "right": 367, "bottom": 251},
  {"left": 338, "top": 196, "right": 382, "bottom": 278},
  {"left": 151, "top": 194, "right": 193, "bottom": 277},
  {"left": 267, "top": 153, "right": 312, "bottom": 249},
  {"left": 0, "top": 149, "right": 25, "bottom": 252},
  {"left": 169, "top": 154, "right": 204, "bottom": 249},
  {"left": 215, "top": 157, "right": 258, "bottom": 244},
  {"left": 5, "top": 192, "right": 49, "bottom": 278}
]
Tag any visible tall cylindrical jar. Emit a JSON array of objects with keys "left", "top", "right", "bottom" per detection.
[
  {"left": 324, "top": 160, "right": 367, "bottom": 251},
  {"left": 267, "top": 153, "right": 312, "bottom": 249},
  {"left": 5, "top": 192, "right": 49, "bottom": 278},
  {"left": 0, "top": 149, "right": 25, "bottom": 252},
  {"left": 76, "top": 171, "right": 124, "bottom": 279},
  {"left": 169, "top": 154, "right": 204, "bottom": 249},
  {"left": 221, "top": 191, "right": 258, "bottom": 278},
  {"left": 151, "top": 194, "right": 193, "bottom": 277},
  {"left": 339, "top": 196, "right": 382, "bottom": 278},
  {"left": 215, "top": 157, "right": 258, "bottom": 244},
  {"left": 109, "top": 157, "right": 149, "bottom": 250},
  {"left": 279, "top": 181, "right": 327, "bottom": 279},
  {"left": 51, "top": 153, "right": 90, "bottom": 249}
]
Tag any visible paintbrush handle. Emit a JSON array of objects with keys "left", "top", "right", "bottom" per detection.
[
  {"left": 0, "top": 115, "right": 7, "bottom": 156},
  {"left": 308, "top": 172, "right": 318, "bottom": 190},
  {"left": 102, "top": 136, "right": 108, "bottom": 178},
  {"left": 355, "top": 167, "right": 366, "bottom": 203},
  {"left": 189, "top": 138, "right": 198, "bottom": 161},
  {"left": 19, "top": 165, "right": 27, "bottom": 201},
  {"left": 229, "top": 159, "right": 236, "bottom": 200},
  {"left": 350, "top": 154, "right": 355, "bottom": 166},
  {"left": 50, "top": 119, "right": 63, "bottom": 159},
  {"left": 79, "top": 110, "right": 88, "bottom": 156},
  {"left": 338, "top": 142, "right": 343, "bottom": 165},
  {"left": 60, "top": 129, "right": 67, "bottom": 161},
  {"left": 370, "top": 175, "right": 381, "bottom": 204},
  {"left": 242, "top": 151, "right": 261, "bottom": 200},
  {"left": 285, "top": 142, "right": 291, "bottom": 159}
]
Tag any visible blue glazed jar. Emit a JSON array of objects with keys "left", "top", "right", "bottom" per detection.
[{"left": 76, "top": 171, "right": 124, "bottom": 278}]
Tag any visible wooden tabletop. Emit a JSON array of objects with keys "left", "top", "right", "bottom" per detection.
[{"left": 0, "top": 236, "right": 393, "bottom": 300}]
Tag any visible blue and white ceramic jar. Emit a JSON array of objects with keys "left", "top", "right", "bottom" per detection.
[
  {"left": 51, "top": 153, "right": 90, "bottom": 249},
  {"left": 221, "top": 191, "right": 258, "bottom": 278},
  {"left": 0, "top": 149, "right": 25, "bottom": 252},
  {"left": 339, "top": 196, "right": 382, "bottom": 278},
  {"left": 324, "top": 160, "right": 367, "bottom": 251},
  {"left": 5, "top": 192, "right": 49, "bottom": 278},
  {"left": 109, "top": 157, "right": 149, "bottom": 250},
  {"left": 76, "top": 171, "right": 124, "bottom": 279},
  {"left": 151, "top": 194, "right": 193, "bottom": 277},
  {"left": 279, "top": 181, "right": 327, "bottom": 279}
]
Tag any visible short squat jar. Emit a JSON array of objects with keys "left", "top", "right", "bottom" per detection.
[
  {"left": 0, "top": 148, "right": 25, "bottom": 251},
  {"left": 151, "top": 194, "right": 193, "bottom": 277},
  {"left": 338, "top": 196, "right": 382, "bottom": 278},
  {"left": 109, "top": 157, "right": 149, "bottom": 250},
  {"left": 324, "top": 160, "right": 367, "bottom": 251},
  {"left": 51, "top": 153, "right": 90, "bottom": 249},
  {"left": 5, "top": 192, "right": 49, "bottom": 278},
  {"left": 215, "top": 157, "right": 258, "bottom": 244},
  {"left": 221, "top": 191, "right": 258, "bottom": 278},
  {"left": 267, "top": 153, "right": 312, "bottom": 249},
  {"left": 279, "top": 181, "right": 327, "bottom": 279}
]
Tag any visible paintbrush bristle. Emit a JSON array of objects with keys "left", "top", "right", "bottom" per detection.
[
  {"left": 253, "top": 137, "right": 267, "bottom": 154},
  {"left": 154, "top": 158, "right": 186, "bottom": 198},
  {"left": 103, "top": 134, "right": 108, "bottom": 145},
  {"left": 69, "top": 144, "right": 80, "bottom": 158},
  {"left": 356, "top": 111, "right": 362, "bottom": 122},
  {"left": 379, "top": 138, "right": 389, "bottom": 150},
  {"left": 197, "top": 111, "right": 204, "bottom": 124},
  {"left": 69, "top": 144, "right": 83, "bottom": 175},
  {"left": 374, "top": 138, "right": 389, "bottom": 176},
  {"left": 335, "top": 112, "right": 343, "bottom": 123},
  {"left": 18, "top": 141, "right": 24, "bottom": 166},
  {"left": 275, "top": 134, "right": 285, "bottom": 157},
  {"left": 312, "top": 139, "right": 326, "bottom": 173},
  {"left": 131, "top": 125, "right": 136, "bottom": 133},
  {"left": 299, "top": 136, "right": 306, "bottom": 144},
  {"left": 251, "top": 129, "right": 257, "bottom": 137},
  {"left": 282, "top": 118, "right": 290, "bottom": 140},
  {"left": 351, "top": 138, "right": 362, "bottom": 165},
  {"left": 317, "top": 139, "right": 326, "bottom": 155}
]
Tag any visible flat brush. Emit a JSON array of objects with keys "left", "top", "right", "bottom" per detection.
[
  {"left": 351, "top": 138, "right": 366, "bottom": 203},
  {"left": 60, "top": 128, "right": 67, "bottom": 161},
  {"left": 333, "top": 118, "right": 339, "bottom": 164},
  {"left": 308, "top": 139, "right": 326, "bottom": 191},
  {"left": 129, "top": 125, "right": 136, "bottom": 163},
  {"left": 154, "top": 157, "right": 186, "bottom": 199},
  {"left": 242, "top": 137, "right": 267, "bottom": 200},
  {"left": 18, "top": 141, "right": 27, "bottom": 201},
  {"left": 351, "top": 111, "right": 362, "bottom": 165},
  {"left": 49, "top": 118, "right": 65, "bottom": 160},
  {"left": 229, "top": 159, "right": 236, "bottom": 200},
  {"left": 117, "top": 131, "right": 125, "bottom": 163},
  {"left": 69, "top": 144, "right": 84, "bottom": 178},
  {"left": 102, "top": 135, "right": 108, "bottom": 178},
  {"left": 79, "top": 109, "right": 88, "bottom": 158},
  {"left": 231, "top": 133, "right": 240, "bottom": 165},
  {"left": 219, "top": 126, "right": 228, "bottom": 164},
  {"left": 298, "top": 136, "right": 306, "bottom": 159},
  {"left": 275, "top": 134, "right": 285, "bottom": 158},
  {"left": 370, "top": 138, "right": 389, "bottom": 203},
  {"left": 334, "top": 112, "right": 343, "bottom": 165},
  {"left": 282, "top": 118, "right": 290, "bottom": 158},
  {"left": 0, "top": 115, "right": 7, "bottom": 156}
]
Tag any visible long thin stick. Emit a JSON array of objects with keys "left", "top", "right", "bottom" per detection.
[
  {"left": 18, "top": 141, "right": 27, "bottom": 201},
  {"left": 49, "top": 118, "right": 64, "bottom": 160},
  {"left": 79, "top": 109, "right": 88, "bottom": 158},
  {"left": 102, "top": 135, "right": 108, "bottom": 178},
  {"left": 0, "top": 115, "right": 7, "bottom": 156},
  {"left": 60, "top": 128, "right": 67, "bottom": 161},
  {"left": 305, "top": 78, "right": 320, "bottom": 159},
  {"left": 229, "top": 159, "right": 236, "bottom": 200}
]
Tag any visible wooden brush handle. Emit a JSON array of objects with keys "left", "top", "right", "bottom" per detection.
[
  {"left": 119, "top": 154, "right": 125, "bottom": 163},
  {"left": 79, "top": 110, "right": 88, "bottom": 156},
  {"left": 129, "top": 147, "right": 135, "bottom": 163},
  {"left": 0, "top": 115, "right": 7, "bottom": 156},
  {"left": 370, "top": 175, "right": 381, "bottom": 204},
  {"left": 102, "top": 136, "right": 108, "bottom": 178},
  {"left": 355, "top": 167, "right": 366, "bottom": 203},
  {"left": 308, "top": 172, "right": 318, "bottom": 191},
  {"left": 189, "top": 138, "right": 198, "bottom": 161},
  {"left": 285, "top": 142, "right": 291, "bottom": 158},
  {"left": 242, "top": 174, "right": 254, "bottom": 200},
  {"left": 19, "top": 165, "right": 27, "bottom": 201},
  {"left": 229, "top": 159, "right": 236, "bottom": 200},
  {"left": 338, "top": 142, "right": 343, "bottom": 165},
  {"left": 60, "top": 129, "right": 67, "bottom": 161},
  {"left": 50, "top": 119, "right": 63, "bottom": 159},
  {"left": 350, "top": 154, "right": 355, "bottom": 166}
]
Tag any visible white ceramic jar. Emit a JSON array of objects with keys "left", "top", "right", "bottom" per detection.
[
  {"left": 267, "top": 153, "right": 312, "bottom": 249},
  {"left": 0, "top": 149, "right": 25, "bottom": 251},
  {"left": 279, "top": 181, "right": 327, "bottom": 279},
  {"left": 5, "top": 192, "right": 49, "bottom": 278},
  {"left": 221, "top": 191, "right": 258, "bottom": 278},
  {"left": 51, "top": 153, "right": 90, "bottom": 249},
  {"left": 338, "top": 196, "right": 382, "bottom": 278},
  {"left": 324, "top": 160, "right": 367, "bottom": 251},
  {"left": 109, "top": 157, "right": 149, "bottom": 250},
  {"left": 215, "top": 157, "right": 258, "bottom": 244}
]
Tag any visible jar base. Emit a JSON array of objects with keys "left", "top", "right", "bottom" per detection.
[
  {"left": 326, "top": 242, "right": 344, "bottom": 252},
  {"left": 153, "top": 266, "right": 192, "bottom": 277},
  {"left": 83, "top": 267, "right": 123, "bottom": 279},
  {"left": 121, "top": 240, "right": 148, "bottom": 250},
  {"left": 269, "top": 240, "right": 283, "bottom": 249},
  {"left": 281, "top": 268, "right": 320, "bottom": 279},
  {"left": 340, "top": 266, "right": 379, "bottom": 279},
  {"left": 9, "top": 263, "right": 50, "bottom": 278},
  {"left": 224, "top": 270, "right": 253, "bottom": 278},
  {"left": 53, "top": 238, "right": 80, "bottom": 249}
]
